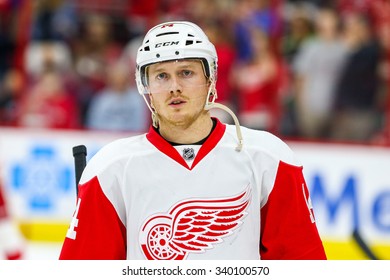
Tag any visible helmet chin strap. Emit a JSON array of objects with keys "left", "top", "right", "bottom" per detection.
[
  {"left": 142, "top": 94, "right": 160, "bottom": 128},
  {"left": 204, "top": 82, "right": 243, "bottom": 152}
]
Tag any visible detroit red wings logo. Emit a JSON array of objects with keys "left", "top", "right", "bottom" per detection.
[{"left": 139, "top": 187, "right": 251, "bottom": 260}]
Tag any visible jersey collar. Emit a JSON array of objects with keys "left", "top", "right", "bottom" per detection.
[{"left": 146, "top": 118, "right": 226, "bottom": 170}]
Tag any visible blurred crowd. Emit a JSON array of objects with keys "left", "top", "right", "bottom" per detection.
[{"left": 0, "top": 0, "right": 390, "bottom": 145}]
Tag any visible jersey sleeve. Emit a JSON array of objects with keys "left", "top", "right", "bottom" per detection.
[
  {"left": 260, "top": 161, "right": 327, "bottom": 260},
  {"left": 59, "top": 176, "right": 126, "bottom": 260}
]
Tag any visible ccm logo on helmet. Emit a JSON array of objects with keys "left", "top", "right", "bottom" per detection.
[{"left": 155, "top": 41, "right": 179, "bottom": 48}]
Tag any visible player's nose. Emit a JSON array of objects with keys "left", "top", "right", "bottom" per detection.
[{"left": 169, "top": 76, "right": 183, "bottom": 94}]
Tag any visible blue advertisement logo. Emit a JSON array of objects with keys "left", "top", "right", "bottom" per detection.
[
  {"left": 310, "top": 173, "right": 390, "bottom": 234},
  {"left": 10, "top": 145, "right": 73, "bottom": 212}
]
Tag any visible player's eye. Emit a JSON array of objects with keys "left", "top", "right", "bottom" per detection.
[
  {"left": 156, "top": 72, "right": 168, "bottom": 80},
  {"left": 181, "top": 70, "right": 193, "bottom": 78}
]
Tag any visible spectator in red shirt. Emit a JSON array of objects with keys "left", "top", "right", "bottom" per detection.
[
  {"left": 18, "top": 68, "right": 80, "bottom": 129},
  {"left": 232, "top": 27, "right": 282, "bottom": 133}
]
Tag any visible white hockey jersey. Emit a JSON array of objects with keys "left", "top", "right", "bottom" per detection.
[{"left": 59, "top": 119, "right": 326, "bottom": 260}]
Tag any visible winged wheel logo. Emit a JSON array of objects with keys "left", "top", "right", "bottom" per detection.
[{"left": 139, "top": 187, "right": 251, "bottom": 260}]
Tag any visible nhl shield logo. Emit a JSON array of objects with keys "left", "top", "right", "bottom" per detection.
[{"left": 182, "top": 148, "right": 195, "bottom": 161}]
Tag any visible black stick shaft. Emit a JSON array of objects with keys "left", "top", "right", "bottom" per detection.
[
  {"left": 352, "top": 228, "right": 379, "bottom": 260},
  {"left": 72, "top": 145, "right": 87, "bottom": 196}
]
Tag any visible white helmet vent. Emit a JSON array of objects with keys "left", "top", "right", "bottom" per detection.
[{"left": 186, "top": 40, "right": 203, "bottom": 46}]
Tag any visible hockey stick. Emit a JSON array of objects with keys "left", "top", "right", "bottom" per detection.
[
  {"left": 352, "top": 228, "right": 380, "bottom": 260},
  {"left": 72, "top": 145, "right": 87, "bottom": 196}
]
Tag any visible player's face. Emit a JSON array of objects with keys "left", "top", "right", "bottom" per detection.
[{"left": 147, "top": 59, "right": 209, "bottom": 127}]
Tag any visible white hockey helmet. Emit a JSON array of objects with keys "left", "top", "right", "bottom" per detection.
[{"left": 135, "top": 21, "right": 218, "bottom": 95}]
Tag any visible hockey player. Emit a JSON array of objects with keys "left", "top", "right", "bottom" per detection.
[
  {"left": 59, "top": 21, "right": 327, "bottom": 260},
  {"left": 0, "top": 176, "right": 25, "bottom": 260}
]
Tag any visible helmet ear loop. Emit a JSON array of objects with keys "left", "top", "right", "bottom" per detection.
[{"left": 204, "top": 79, "right": 217, "bottom": 110}]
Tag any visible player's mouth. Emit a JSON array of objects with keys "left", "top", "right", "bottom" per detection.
[{"left": 168, "top": 98, "right": 186, "bottom": 107}]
